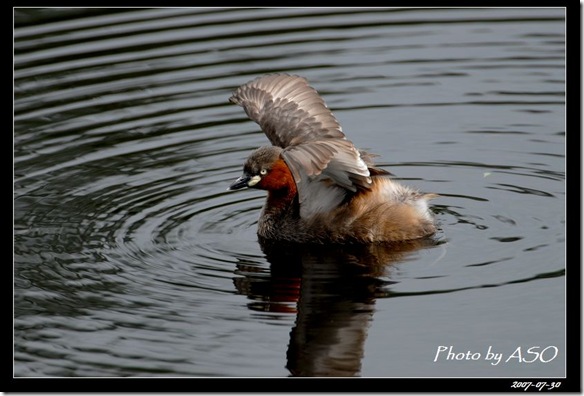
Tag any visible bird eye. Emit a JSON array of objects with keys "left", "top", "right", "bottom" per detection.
[{"left": 260, "top": 169, "right": 268, "bottom": 175}]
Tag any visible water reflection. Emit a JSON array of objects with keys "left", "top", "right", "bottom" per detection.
[{"left": 234, "top": 238, "right": 438, "bottom": 376}]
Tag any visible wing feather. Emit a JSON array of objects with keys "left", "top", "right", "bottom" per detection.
[
  {"left": 230, "top": 73, "right": 375, "bottom": 216},
  {"left": 230, "top": 73, "right": 345, "bottom": 145}
]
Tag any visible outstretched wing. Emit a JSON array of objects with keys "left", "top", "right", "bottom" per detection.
[
  {"left": 230, "top": 73, "right": 374, "bottom": 215},
  {"left": 229, "top": 73, "right": 345, "bottom": 146}
]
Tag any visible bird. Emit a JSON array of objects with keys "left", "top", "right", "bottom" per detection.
[{"left": 227, "top": 73, "right": 437, "bottom": 244}]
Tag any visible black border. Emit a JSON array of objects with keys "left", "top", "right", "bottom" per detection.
[{"left": 11, "top": 2, "right": 580, "bottom": 392}]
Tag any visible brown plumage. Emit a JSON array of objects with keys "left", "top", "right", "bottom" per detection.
[{"left": 228, "top": 73, "right": 438, "bottom": 244}]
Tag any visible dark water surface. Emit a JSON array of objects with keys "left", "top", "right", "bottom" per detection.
[{"left": 14, "top": 8, "right": 566, "bottom": 379}]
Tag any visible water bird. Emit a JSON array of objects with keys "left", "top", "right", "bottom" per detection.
[{"left": 228, "top": 73, "right": 437, "bottom": 244}]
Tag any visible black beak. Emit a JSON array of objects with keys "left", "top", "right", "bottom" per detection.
[{"left": 228, "top": 174, "right": 250, "bottom": 191}]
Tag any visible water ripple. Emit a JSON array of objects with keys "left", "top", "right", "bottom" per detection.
[{"left": 14, "top": 7, "right": 566, "bottom": 378}]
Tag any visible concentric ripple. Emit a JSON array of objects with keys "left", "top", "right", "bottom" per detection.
[{"left": 14, "top": 7, "right": 565, "bottom": 378}]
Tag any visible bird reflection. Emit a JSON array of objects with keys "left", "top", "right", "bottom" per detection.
[{"left": 233, "top": 237, "right": 438, "bottom": 377}]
